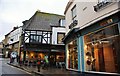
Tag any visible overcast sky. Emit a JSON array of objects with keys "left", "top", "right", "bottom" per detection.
[{"left": 0, "top": 0, "right": 69, "bottom": 42}]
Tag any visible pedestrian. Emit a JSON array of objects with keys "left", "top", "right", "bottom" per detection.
[
  {"left": 44, "top": 55, "right": 49, "bottom": 70},
  {"left": 37, "top": 58, "right": 41, "bottom": 72}
]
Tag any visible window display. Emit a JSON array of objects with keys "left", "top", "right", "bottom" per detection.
[
  {"left": 84, "top": 24, "right": 120, "bottom": 73},
  {"left": 67, "top": 39, "right": 78, "bottom": 69}
]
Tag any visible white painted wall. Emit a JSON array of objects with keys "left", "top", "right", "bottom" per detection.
[
  {"left": 52, "top": 27, "right": 66, "bottom": 45},
  {"left": 77, "top": 2, "right": 119, "bottom": 29},
  {"left": 8, "top": 27, "right": 22, "bottom": 44},
  {"left": 65, "top": 2, "right": 77, "bottom": 34},
  {"left": 65, "top": 0, "right": 120, "bottom": 33}
]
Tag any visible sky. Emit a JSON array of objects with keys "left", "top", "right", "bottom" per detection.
[{"left": 0, "top": 0, "right": 69, "bottom": 42}]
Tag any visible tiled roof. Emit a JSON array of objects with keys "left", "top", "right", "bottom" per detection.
[{"left": 23, "top": 11, "right": 65, "bottom": 31}]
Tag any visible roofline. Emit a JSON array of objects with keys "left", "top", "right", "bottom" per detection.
[
  {"left": 64, "top": 0, "right": 74, "bottom": 14},
  {"left": 51, "top": 26, "right": 65, "bottom": 28},
  {"left": 5, "top": 26, "right": 22, "bottom": 36},
  {"left": 38, "top": 11, "right": 65, "bottom": 17}
]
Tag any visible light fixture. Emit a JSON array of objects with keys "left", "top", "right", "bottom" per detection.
[
  {"left": 99, "top": 40, "right": 102, "bottom": 44},
  {"left": 84, "top": 44, "right": 88, "bottom": 50},
  {"left": 31, "top": 53, "right": 34, "bottom": 57}
]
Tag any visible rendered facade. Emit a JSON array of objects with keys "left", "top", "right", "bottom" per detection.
[
  {"left": 3, "top": 26, "right": 22, "bottom": 58},
  {"left": 63, "top": 0, "right": 120, "bottom": 74}
]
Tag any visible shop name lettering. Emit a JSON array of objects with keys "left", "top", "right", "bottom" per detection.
[{"left": 100, "top": 19, "right": 113, "bottom": 26}]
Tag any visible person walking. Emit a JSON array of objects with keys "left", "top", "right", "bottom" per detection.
[
  {"left": 37, "top": 58, "right": 41, "bottom": 72},
  {"left": 44, "top": 55, "right": 49, "bottom": 70}
]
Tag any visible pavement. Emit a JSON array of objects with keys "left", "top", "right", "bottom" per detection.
[{"left": 7, "top": 61, "right": 120, "bottom": 76}]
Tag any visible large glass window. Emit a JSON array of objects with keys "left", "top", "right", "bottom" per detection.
[
  {"left": 84, "top": 24, "right": 120, "bottom": 73},
  {"left": 67, "top": 39, "right": 78, "bottom": 69}
]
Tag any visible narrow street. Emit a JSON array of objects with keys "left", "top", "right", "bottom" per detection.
[{"left": 0, "top": 58, "right": 32, "bottom": 76}]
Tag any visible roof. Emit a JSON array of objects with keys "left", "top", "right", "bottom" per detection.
[
  {"left": 5, "top": 26, "right": 22, "bottom": 37},
  {"left": 23, "top": 11, "right": 65, "bottom": 31}
]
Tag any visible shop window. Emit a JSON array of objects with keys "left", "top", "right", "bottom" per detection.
[
  {"left": 57, "top": 33, "right": 65, "bottom": 44},
  {"left": 67, "top": 39, "right": 78, "bottom": 69},
  {"left": 84, "top": 24, "right": 120, "bottom": 73}
]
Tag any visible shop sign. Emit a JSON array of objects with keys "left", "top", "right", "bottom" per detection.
[{"left": 100, "top": 19, "right": 113, "bottom": 26}]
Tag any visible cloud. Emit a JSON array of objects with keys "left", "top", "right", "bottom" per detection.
[{"left": 0, "top": 0, "right": 69, "bottom": 41}]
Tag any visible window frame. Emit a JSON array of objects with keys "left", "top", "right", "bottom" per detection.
[{"left": 71, "top": 5, "right": 77, "bottom": 20}]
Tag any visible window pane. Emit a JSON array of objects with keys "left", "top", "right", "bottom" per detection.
[
  {"left": 31, "top": 31, "right": 36, "bottom": 34},
  {"left": 84, "top": 24, "right": 120, "bottom": 73},
  {"left": 57, "top": 33, "right": 65, "bottom": 44},
  {"left": 67, "top": 40, "right": 78, "bottom": 69},
  {"left": 37, "top": 31, "right": 42, "bottom": 35},
  {"left": 71, "top": 5, "right": 76, "bottom": 20}
]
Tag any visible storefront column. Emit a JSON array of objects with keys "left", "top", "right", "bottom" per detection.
[
  {"left": 118, "top": 21, "right": 120, "bottom": 34},
  {"left": 79, "top": 36, "right": 85, "bottom": 72},
  {"left": 65, "top": 44, "right": 68, "bottom": 69},
  {"left": 117, "top": 21, "right": 120, "bottom": 73},
  {"left": 77, "top": 37, "right": 81, "bottom": 71}
]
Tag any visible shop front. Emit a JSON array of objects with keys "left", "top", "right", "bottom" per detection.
[
  {"left": 63, "top": 28, "right": 80, "bottom": 71},
  {"left": 67, "top": 39, "right": 78, "bottom": 70},
  {"left": 84, "top": 23, "right": 120, "bottom": 73},
  {"left": 64, "top": 12, "right": 120, "bottom": 74},
  {"left": 81, "top": 12, "right": 120, "bottom": 74},
  {"left": 20, "top": 43, "right": 65, "bottom": 67}
]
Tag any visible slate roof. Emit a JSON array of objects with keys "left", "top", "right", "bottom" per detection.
[{"left": 23, "top": 11, "right": 65, "bottom": 31}]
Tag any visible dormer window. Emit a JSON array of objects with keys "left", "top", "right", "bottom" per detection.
[
  {"left": 59, "top": 19, "right": 65, "bottom": 26},
  {"left": 71, "top": 5, "right": 76, "bottom": 20}
]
